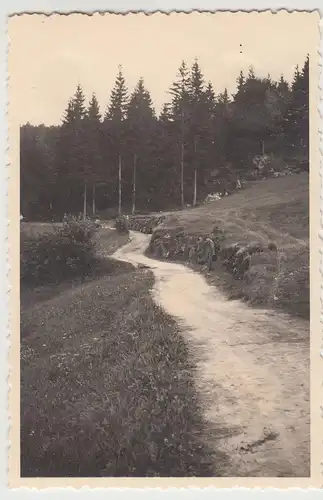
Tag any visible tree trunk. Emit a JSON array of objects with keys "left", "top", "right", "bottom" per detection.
[
  {"left": 132, "top": 153, "right": 137, "bottom": 215},
  {"left": 92, "top": 183, "right": 96, "bottom": 216},
  {"left": 83, "top": 182, "right": 87, "bottom": 219},
  {"left": 261, "top": 140, "right": 265, "bottom": 155},
  {"left": 193, "top": 168, "right": 197, "bottom": 206},
  {"left": 118, "top": 154, "right": 122, "bottom": 216},
  {"left": 193, "top": 136, "right": 198, "bottom": 207},
  {"left": 180, "top": 141, "right": 184, "bottom": 208}
]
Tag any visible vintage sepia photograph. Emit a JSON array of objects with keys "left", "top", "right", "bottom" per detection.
[{"left": 8, "top": 10, "right": 321, "bottom": 485}]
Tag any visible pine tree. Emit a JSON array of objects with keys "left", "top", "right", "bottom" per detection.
[
  {"left": 248, "top": 66, "right": 256, "bottom": 80},
  {"left": 62, "top": 99, "right": 75, "bottom": 125},
  {"left": 87, "top": 93, "right": 101, "bottom": 121},
  {"left": 218, "top": 88, "right": 231, "bottom": 104},
  {"left": 188, "top": 59, "right": 207, "bottom": 205},
  {"left": 58, "top": 84, "right": 88, "bottom": 217},
  {"left": 127, "top": 77, "right": 156, "bottom": 212},
  {"left": 105, "top": 66, "right": 129, "bottom": 215},
  {"left": 277, "top": 75, "right": 290, "bottom": 98},
  {"left": 281, "top": 56, "right": 309, "bottom": 164},
  {"left": 236, "top": 70, "right": 245, "bottom": 92},
  {"left": 106, "top": 66, "right": 128, "bottom": 122},
  {"left": 73, "top": 84, "right": 86, "bottom": 121},
  {"left": 169, "top": 61, "right": 191, "bottom": 207},
  {"left": 85, "top": 93, "right": 103, "bottom": 215},
  {"left": 205, "top": 82, "right": 216, "bottom": 113},
  {"left": 155, "top": 103, "right": 179, "bottom": 207},
  {"left": 213, "top": 88, "right": 232, "bottom": 182}
]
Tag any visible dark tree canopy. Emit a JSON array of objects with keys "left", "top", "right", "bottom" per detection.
[{"left": 21, "top": 56, "right": 309, "bottom": 220}]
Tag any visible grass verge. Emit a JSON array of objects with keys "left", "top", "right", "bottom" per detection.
[{"left": 21, "top": 266, "right": 217, "bottom": 477}]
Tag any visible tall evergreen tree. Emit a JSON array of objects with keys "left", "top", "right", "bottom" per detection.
[
  {"left": 283, "top": 56, "right": 309, "bottom": 166},
  {"left": 105, "top": 66, "right": 129, "bottom": 215},
  {"left": 85, "top": 93, "right": 103, "bottom": 215},
  {"left": 169, "top": 60, "right": 191, "bottom": 207},
  {"left": 236, "top": 70, "right": 245, "bottom": 93},
  {"left": 106, "top": 66, "right": 128, "bottom": 122},
  {"left": 188, "top": 59, "right": 206, "bottom": 204},
  {"left": 127, "top": 77, "right": 156, "bottom": 212},
  {"left": 58, "top": 84, "right": 88, "bottom": 217}
]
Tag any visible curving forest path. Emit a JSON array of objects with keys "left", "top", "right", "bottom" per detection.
[{"left": 112, "top": 229, "right": 310, "bottom": 477}]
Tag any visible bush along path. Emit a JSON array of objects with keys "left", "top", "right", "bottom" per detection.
[{"left": 113, "top": 230, "right": 310, "bottom": 478}]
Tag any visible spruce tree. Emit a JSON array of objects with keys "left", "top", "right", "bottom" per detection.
[
  {"left": 282, "top": 57, "right": 309, "bottom": 164},
  {"left": 127, "top": 77, "right": 156, "bottom": 212},
  {"left": 106, "top": 66, "right": 128, "bottom": 122},
  {"left": 58, "top": 84, "right": 88, "bottom": 217},
  {"left": 85, "top": 93, "right": 103, "bottom": 215},
  {"left": 188, "top": 59, "right": 207, "bottom": 205},
  {"left": 105, "top": 66, "right": 129, "bottom": 215},
  {"left": 169, "top": 61, "right": 191, "bottom": 207},
  {"left": 236, "top": 70, "right": 245, "bottom": 92}
]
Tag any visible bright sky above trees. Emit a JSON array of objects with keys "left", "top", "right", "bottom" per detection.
[{"left": 9, "top": 11, "right": 317, "bottom": 125}]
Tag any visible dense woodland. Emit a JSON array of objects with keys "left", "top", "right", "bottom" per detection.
[{"left": 20, "top": 56, "right": 309, "bottom": 220}]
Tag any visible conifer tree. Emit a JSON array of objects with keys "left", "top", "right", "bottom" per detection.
[
  {"left": 236, "top": 70, "right": 245, "bottom": 92},
  {"left": 169, "top": 60, "right": 191, "bottom": 207},
  {"left": 85, "top": 93, "right": 103, "bottom": 215},
  {"left": 127, "top": 77, "right": 156, "bottom": 212},
  {"left": 105, "top": 66, "right": 128, "bottom": 215},
  {"left": 106, "top": 66, "right": 128, "bottom": 122},
  {"left": 285, "top": 56, "right": 309, "bottom": 164},
  {"left": 188, "top": 59, "right": 207, "bottom": 205},
  {"left": 58, "top": 84, "right": 88, "bottom": 217}
]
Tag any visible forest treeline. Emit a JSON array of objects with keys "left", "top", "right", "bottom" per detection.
[{"left": 20, "top": 57, "right": 309, "bottom": 220}]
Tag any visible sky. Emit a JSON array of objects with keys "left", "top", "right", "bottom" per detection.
[{"left": 8, "top": 11, "right": 318, "bottom": 126}]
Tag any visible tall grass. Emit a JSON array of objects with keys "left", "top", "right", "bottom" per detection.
[{"left": 21, "top": 269, "right": 217, "bottom": 477}]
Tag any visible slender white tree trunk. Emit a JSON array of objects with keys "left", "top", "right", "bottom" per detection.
[
  {"left": 132, "top": 153, "right": 137, "bottom": 215},
  {"left": 83, "top": 182, "right": 87, "bottom": 219},
  {"left": 118, "top": 154, "right": 122, "bottom": 216},
  {"left": 193, "top": 168, "right": 197, "bottom": 206},
  {"left": 180, "top": 141, "right": 184, "bottom": 208},
  {"left": 261, "top": 140, "right": 265, "bottom": 155},
  {"left": 92, "top": 183, "right": 96, "bottom": 215}
]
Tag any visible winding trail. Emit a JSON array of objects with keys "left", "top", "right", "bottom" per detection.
[{"left": 113, "top": 230, "right": 310, "bottom": 477}]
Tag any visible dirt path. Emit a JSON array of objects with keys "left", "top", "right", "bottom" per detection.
[{"left": 113, "top": 230, "right": 310, "bottom": 477}]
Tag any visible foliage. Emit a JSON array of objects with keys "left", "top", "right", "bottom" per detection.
[
  {"left": 20, "top": 56, "right": 309, "bottom": 220},
  {"left": 21, "top": 217, "right": 99, "bottom": 284}
]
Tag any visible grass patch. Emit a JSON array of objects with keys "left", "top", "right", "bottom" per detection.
[{"left": 21, "top": 268, "right": 216, "bottom": 477}]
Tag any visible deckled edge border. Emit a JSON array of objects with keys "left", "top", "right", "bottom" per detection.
[{"left": 5, "top": 8, "right": 323, "bottom": 492}]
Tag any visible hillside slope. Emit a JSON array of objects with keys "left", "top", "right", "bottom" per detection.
[
  {"left": 130, "top": 174, "right": 309, "bottom": 318},
  {"left": 161, "top": 173, "right": 308, "bottom": 243}
]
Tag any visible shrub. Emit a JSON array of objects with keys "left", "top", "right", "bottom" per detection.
[{"left": 21, "top": 217, "right": 99, "bottom": 285}]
